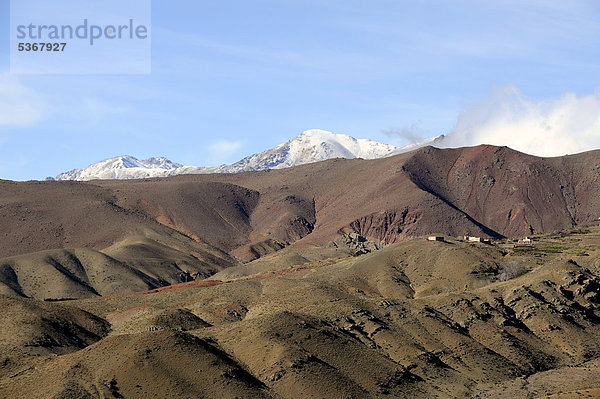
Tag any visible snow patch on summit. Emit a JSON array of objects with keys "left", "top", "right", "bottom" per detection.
[{"left": 223, "top": 129, "right": 399, "bottom": 173}]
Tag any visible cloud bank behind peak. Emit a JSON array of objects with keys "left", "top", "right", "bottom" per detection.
[{"left": 440, "top": 86, "right": 600, "bottom": 157}]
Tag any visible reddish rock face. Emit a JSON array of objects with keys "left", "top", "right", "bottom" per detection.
[{"left": 400, "top": 145, "right": 599, "bottom": 239}]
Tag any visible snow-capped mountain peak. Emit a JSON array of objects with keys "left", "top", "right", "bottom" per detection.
[
  {"left": 55, "top": 156, "right": 183, "bottom": 181},
  {"left": 54, "top": 129, "right": 442, "bottom": 181},
  {"left": 137, "top": 157, "right": 183, "bottom": 169},
  {"left": 297, "top": 129, "right": 399, "bottom": 159},
  {"left": 224, "top": 129, "right": 400, "bottom": 173}
]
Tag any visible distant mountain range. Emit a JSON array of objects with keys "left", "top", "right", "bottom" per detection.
[{"left": 54, "top": 129, "right": 445, "bottom": 181}]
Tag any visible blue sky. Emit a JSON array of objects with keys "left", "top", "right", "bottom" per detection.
[{"left": 1, "top": 0, "right": 600, "bottom": 180}]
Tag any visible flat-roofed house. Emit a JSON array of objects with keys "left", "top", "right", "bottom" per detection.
[{"left": 427, "top": 236, "right": 444, "bottom": 242}]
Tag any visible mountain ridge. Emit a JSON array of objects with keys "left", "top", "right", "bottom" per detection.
[{"left": 54, "top": 129, "right": 444, "bottom": 181}]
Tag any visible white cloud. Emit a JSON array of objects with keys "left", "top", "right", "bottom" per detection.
[
  {"left": 441, "top": 86, "right": 600, "bottom": 156},
  {"left": 382, "top": 123, "right": 427, "bottom": 146},
  {"left": 208, "top": 140, "right": 244, "bottom": 164},
  {"left": 0, "top": 73, "right": 47, "bottom": 126}
]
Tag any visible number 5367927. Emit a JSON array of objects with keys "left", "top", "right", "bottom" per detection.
[{"left": 18, "top": 43, "right": 66, "bottom": 51}]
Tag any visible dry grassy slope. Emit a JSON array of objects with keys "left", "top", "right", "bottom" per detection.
[
  {"left": 474, "top": 358, "right": 600, "bottom": 398},
  {"left": 2, "top": 227, "right": 597, "bottom": 398},
  {"left": 0, "top": 233, "right": 239, "bottom": 300},
  {"left": 212, "top": 235, "right": 506, "bottom": 297},
  {"left": 1, "top": 331, "right": 278, "bottom": 399},
  {"left": 0, "top": 248, "right": 153, "bottom": 299},
  {"left": 0, "top": 295, "right": 110, "bottom": 380},
  {"left": 0, "top": 180, "right": 247, "bottom": 298},
  {"left": 100, "top": 234, "right": 234, "bottom": 282}
]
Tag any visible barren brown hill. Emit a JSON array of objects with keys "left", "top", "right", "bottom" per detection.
[{"left": 401, "top": 146, "right": 600, "bottom": 238}]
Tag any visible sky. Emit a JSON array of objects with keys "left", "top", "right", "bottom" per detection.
[{"left": 1, "top": 0, "right": 600, "bottom": 180}]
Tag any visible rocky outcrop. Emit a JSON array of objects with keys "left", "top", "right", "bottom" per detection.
[{"left": 346, "top": 209, "right": 418, "bottom": 244}]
